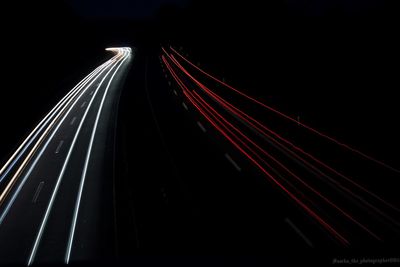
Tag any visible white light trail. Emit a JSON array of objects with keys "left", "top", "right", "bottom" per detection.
[
  {"left": 65, "top": 48, "right": 131, "bottom": 263},
  {"left": 0, "top": 61, "right": 110, "bottom": 183},
  {"left": 0, "top": 59, "right": 115, "bottom": 205},
  {"left": 0, "top": 56, "right": 118, "bottom": 226},
  {"left": 27, "top": 48, "right": 130, "bottom": 266}
]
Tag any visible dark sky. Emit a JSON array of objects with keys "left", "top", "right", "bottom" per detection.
[
  {"left": 64, "top": 0, "right": 391, "bottom": 20},
  {"left": 66, "top": 0, "right": 189, "bottom": 19},
  {"left": 285, "top": 0, "right": 387, "bottom": 15}
]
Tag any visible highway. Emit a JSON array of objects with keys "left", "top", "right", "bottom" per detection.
[
  {"left": 0, "top": 47, "right": 132, "bottom": 265},
  {"left": 0, "top": 43, "right": 399, "bottom": 266},
  {"left": 138, "top": 46, "right": 400, "bottom": 252},
  {"left": 115, "top": 50, "right": 324, "bottom": 260}
]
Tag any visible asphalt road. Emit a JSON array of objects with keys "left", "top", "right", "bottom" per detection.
[
  {"left": 0, "top": 47, "right": 132, "bottom": 265},
  {"left": 1, "top": 44, "right": 399, "bottom": 267},
  {"left": 114, "top": 47, "right": 400, "bottom": 266},
  {"left": 115, "top": 51, "right": 321, "bottom": 264}
]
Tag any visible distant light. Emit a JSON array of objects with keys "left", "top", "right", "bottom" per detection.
[{"left": 106, "top": 47, "right": 131, "bottom": 54}]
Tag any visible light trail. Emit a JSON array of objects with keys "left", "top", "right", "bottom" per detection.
[
  {"left": 0, "top": 57, "right": 118, "bottom": 226},
  {"left": 161, "top": 46, "right": 400, "bottom": 245},
  {"left": 27, "top": 48, "right": 129, "bottom": 265},
  {"left": 0, "top": 60, "right": 111, "bottom": 183},
  {"left": 65, "top": 47, "right": 131, "bottom": 263},
  {"left": 163, "top": 55, "right": 351, "bottom": 245},
  {"left": 168, "top": 46, "right": 400, "bottom": 175},
  {"left": 0, "top": 58, "right": 116, "bottom": 208},
  {"left": 163, "top": 49, "right": 400, "bottom": 216}
]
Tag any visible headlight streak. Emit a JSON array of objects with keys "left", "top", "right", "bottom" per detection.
[
  {"left": 0, "top": 58, "right": 116, "bottom": 209},
  {"left": 0, "top": 61, "right": 111, "bottom": 183},
  {"left": 65, "top": 47, "right": 131, "bottom": 264},
  {"left": 27, "top": 48, "right": 130, "bottom": 266}
]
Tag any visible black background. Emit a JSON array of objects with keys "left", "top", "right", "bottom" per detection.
[
  {"left": 1, "top": 0, "right": 400, "bottom": 265},
  {"left": 1, "top": 0, "right": 399, "bottom": 168}
]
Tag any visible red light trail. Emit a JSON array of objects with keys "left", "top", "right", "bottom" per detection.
[{"left": 160, "top": 46, "right": 400, "bottom": 246}]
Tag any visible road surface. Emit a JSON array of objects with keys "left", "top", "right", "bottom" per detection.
[
  {"left": 1, "top": 44, "right": 399, "bottom": 266},
  {"left": 113, "top": 46, "right": 400, "bottom": 266},
  {"left": 0, "top": 47, "right": 132, "bottom": 265},
  {"left": 157, "top": 46, "right": 400, "bottom": 248}
]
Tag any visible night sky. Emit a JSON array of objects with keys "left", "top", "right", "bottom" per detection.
[
  {"left": 66, "top": 0, "right": 189, "bottom": 19},
  {"left": 59, "top": 0, "right": 393, "bottom": 20}
]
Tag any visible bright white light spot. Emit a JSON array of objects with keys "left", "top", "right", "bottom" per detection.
[{"left": 106, "top": 47, "right": 131, "bottom": 54}]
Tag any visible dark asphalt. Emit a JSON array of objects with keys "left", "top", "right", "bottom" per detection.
[
  {"left": 0, "top": 50, "right": 132, "bottom": 266},
  {"left": 114, "top": 48, "right": 400, "bottom": 266},
  {"left": 115, "top": 51, "right": 327, "bottom": 265}
]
